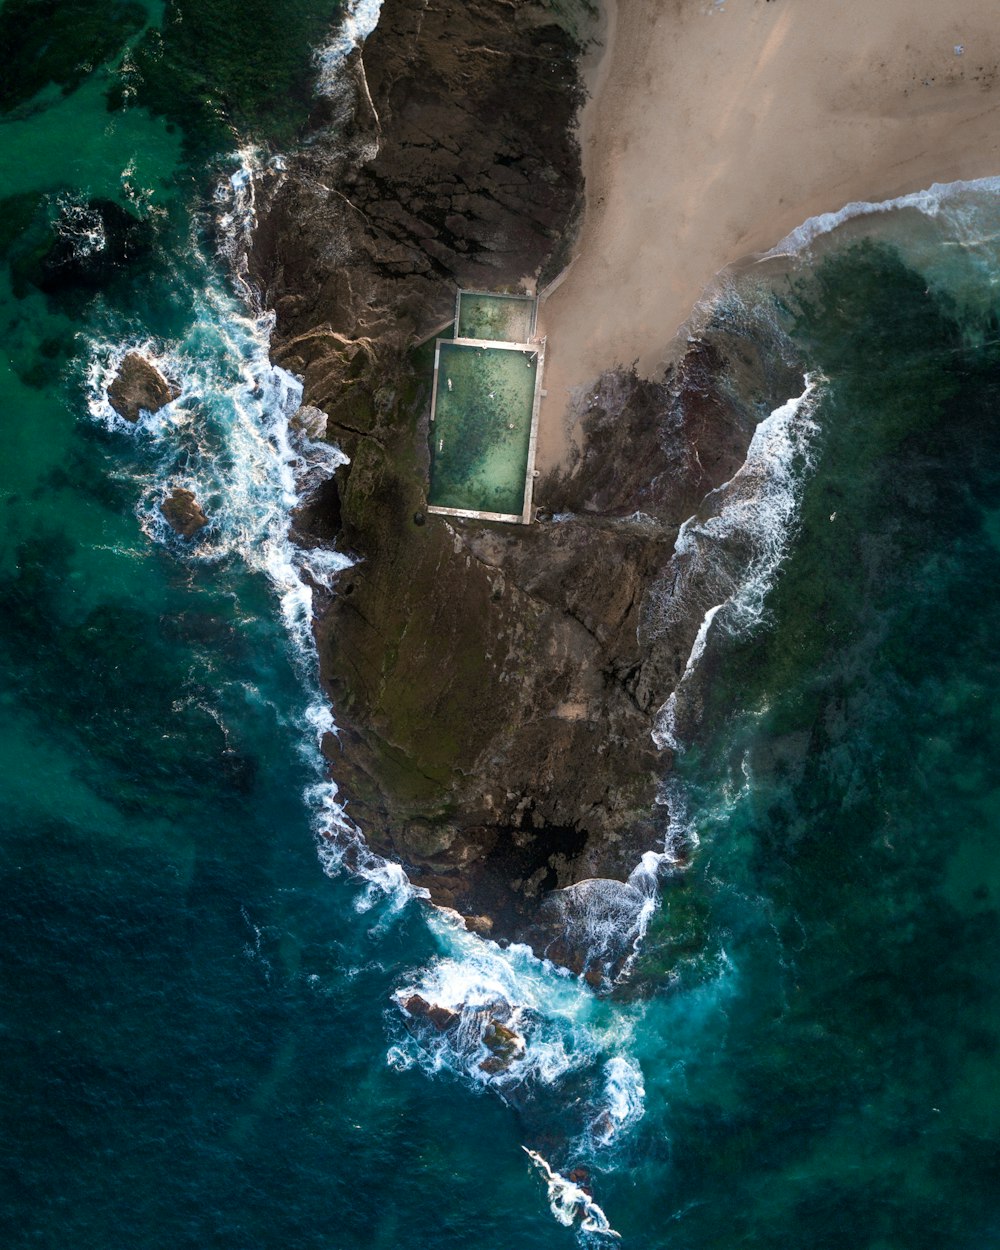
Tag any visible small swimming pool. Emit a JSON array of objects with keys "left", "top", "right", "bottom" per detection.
[{"left": 455, "top": 292, "right": 535, "bottom": 343}]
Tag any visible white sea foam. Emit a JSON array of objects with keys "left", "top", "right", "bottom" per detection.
[
  {"left": 55, "top": 195, "right": 108, "bottom": 259},
  {"left": 524, "top": 1150, "right": 622, "bottom": 1241},
  {"left": 214, "top": 146, "right": 288, "bottom": 301},
  {"left": 393, "top": 933, "right": 589, "bottom": 1092},
  {"left": 590, "top": 1056, "right": 645, "bottom": 1148},
  {"left": 651, "top": 378, "right": 820, "bottom": 752},
  {"left": 84, "top": 150, "right": 416, "bottom": 916},
  {"left": 390, "top": 907, "right": 651, "bottom": 1198},
  {"left": 85, "top": 299, "right": 344, "bottom": 674},
  {"left": 314, "top": 0, "right": 384, "bottom": 95},
  {"left": 379, "top": 356, "right": 822, "bottom": 1244},
  {"left": 766, "top": 176, "right": 1000, "bottom": 333}
]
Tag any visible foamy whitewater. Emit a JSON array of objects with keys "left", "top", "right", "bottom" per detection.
[
  {"left": 651, "top": 379, "right": 820, "bottom": 753},
  {"left": 314, "top": 0, "right": 384, "bottom": 95},
  {"left": 83, "top": 140, "right": 647, "bottom": 1237},
  {"left": 765, "top": 175, "right": 1000, "bottom": 329},
  {"left": 764, "top": 176, "right": 1000, "bottom": 259},
  {"left": 83, "top": 150, "right": 406, "bottom": 906},
  {"left": 7, "top": 0, "right": 999, "bottom": 1232}
]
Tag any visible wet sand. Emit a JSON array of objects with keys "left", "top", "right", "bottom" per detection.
[{"left": 536, "top": 0, "right": 1000, "bottom": 469}]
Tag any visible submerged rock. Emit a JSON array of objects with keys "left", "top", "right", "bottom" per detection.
[
  {"left": 160, "top": 488, "right": 209, "bottom": 539},
  {"left": 108, "top": 352, "right": 180, "bottom": 422},
  {"left": 35, "top": 198, "right": 153, "bottom": 295}
]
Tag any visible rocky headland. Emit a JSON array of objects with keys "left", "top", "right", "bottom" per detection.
[{"left": 249, "top": 0, "right": 803, "bottom": 976}]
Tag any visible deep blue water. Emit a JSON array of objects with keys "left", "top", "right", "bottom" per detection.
[{"left": 2, "top": 4, "right": 1000, "bottom": 1246}]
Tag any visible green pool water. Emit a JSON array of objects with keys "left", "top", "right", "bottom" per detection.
[
  {"left": 455, "top": 292, "right": 534, "bottom": 343},
  {"left": 428, "top": 341, "right": 538, "bottom": 516}
]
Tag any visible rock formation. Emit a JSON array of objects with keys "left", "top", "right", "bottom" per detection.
[
  {"left": 251, "top": 0, "right": 591, "bottom": 407},
  {"left": 250, "top": 0, "right": 804, "bottom": 974},
  {"left": 108, "top": 352, "right": 180, "bottom": 422},
  {"left": 160, "top": 488, "right": 209, "bottom": 538}
]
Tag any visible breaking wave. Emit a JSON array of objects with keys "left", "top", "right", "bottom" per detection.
[
  {"left": 765, "top": 176, "right": 1000, "bottom": 258},
  {"left": 80, "top": 39, "right": 827, "bottom": 1236},
  {"left": 390, "top": 911, "right": 649, "bottom": 1235},
  {"left": 765, "top": 176, "right": 1000, "bottom": 330},
  {"left": 525, "top": 1149, "right": 622, "bottom": 1242},
  {"left": 314, "top": 0, "right": 384, "bottom": 95},
  {"left": 651, "top": 378, "right": 820, "bottom": 752}
]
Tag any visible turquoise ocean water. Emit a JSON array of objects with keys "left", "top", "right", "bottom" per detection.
[{"left": 3, "top": 3, "right": 1000, "bottom": 1246}]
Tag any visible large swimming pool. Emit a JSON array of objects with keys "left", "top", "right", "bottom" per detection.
[{"left": 428, "top": 340, "right": 540, "bottom": 519}]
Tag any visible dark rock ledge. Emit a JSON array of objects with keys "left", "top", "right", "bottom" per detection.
[{"left": 249, "top": 0, "right": 803, "bottom": 976}]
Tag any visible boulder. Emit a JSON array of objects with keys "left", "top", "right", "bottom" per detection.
[
  {"left": 108, "top": 352, "right": 180, "bottom": 422},
  {"left": 160, "top": 488, "right": 209, "bottom": 538},
  {"left": 481, "top": 1019, "right": 523, "bottom": 1070},
  {"left": 402, "top": 994, "right": 459, "bottom": 1031}
]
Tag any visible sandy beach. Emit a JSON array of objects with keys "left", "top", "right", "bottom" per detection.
[{"left": 536, "top": 0, "right": 1000, "bottom": 469}]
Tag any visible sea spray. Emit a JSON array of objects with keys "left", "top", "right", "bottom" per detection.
[
  {"left": 391, "top": 910, "right": 650, "bottom": 1176},
  {"left": 379, "top": 345, "right": 825, "bottom": 1240},
  {"left": 88, "top": 54, "right": 820, "bottom": 1250},
  {"left": 214, "top": 145, "right": 287, "bottom": 298},
  {"left": 514, "top": 376, "right": 820, "bottom": 1005}
]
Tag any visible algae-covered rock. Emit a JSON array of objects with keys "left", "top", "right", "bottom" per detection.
[
  {"left": 484, "top": 1020, "right": 522, "bottom": 1058},
  {"left": 478, "top": 1018, "right": 525, "bottom": 1073}
]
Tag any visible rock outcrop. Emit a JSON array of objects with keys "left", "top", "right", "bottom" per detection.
[
  {"left": 160, "top": 488, "right": 209, "bottom": 538},
  {"left": 402, "top": 994, "right": 460, "bottom": 1031},
  {"left": 249, "top": 0, "right": 804, "bottom": 973},
  {"left": 108, "top": 352, "right": 180, "bottom": 422},
  {"left": 312, "top": 330, "right": 801, "bottom": 968}
]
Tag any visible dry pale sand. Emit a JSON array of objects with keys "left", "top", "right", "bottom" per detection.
[{"left": 535, "top": 0, "right": 1000, "bottom": 469}]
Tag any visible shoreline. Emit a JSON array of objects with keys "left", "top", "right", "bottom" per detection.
[{"left": 535, "top": 0, "right": 1000, "bottom": 473}]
